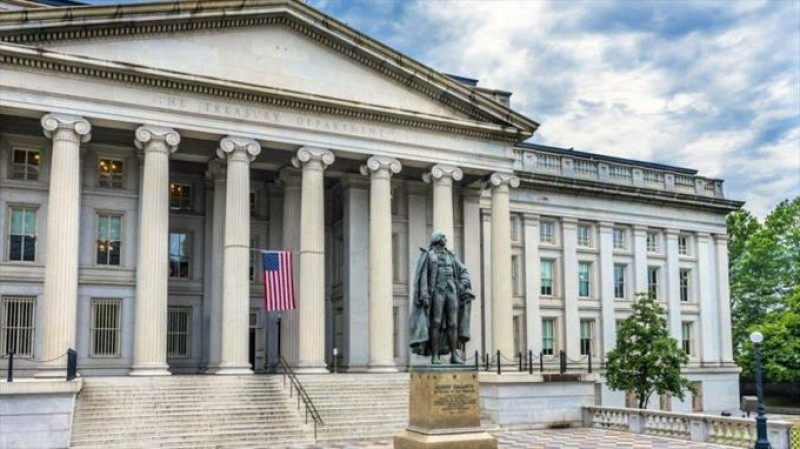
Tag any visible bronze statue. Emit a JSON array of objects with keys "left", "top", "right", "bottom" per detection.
[{"left": 409, "top": 231, "right": 474, "bottom": 364}]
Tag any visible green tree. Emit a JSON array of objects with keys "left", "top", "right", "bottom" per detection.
[
  {"left": 739, "top": 290, "right": 800, "bottom": 382},
  {"left": 728, "top": 197, "right": 800, "bottom": 378},
  {"left": 605, "top": 293, "right": 692, "bottom": 409}
]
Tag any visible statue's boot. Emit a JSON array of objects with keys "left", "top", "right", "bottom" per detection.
[
  {"left": 430, "top": 327, "right": 441, "bottom": 364},
  {"left": 448, "top": 328, "right": 465, "bottom": 364}
]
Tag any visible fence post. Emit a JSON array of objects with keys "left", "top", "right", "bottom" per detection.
[
  {"left": 539, "top": 351, "right": 544, "bottom": 373},
  {"left": 496, "top": 350, "right": 501, "bottom": 375},
  {"left": 484, "top": 352, "right": 489, "bottom": 371},
  {"left": 6, "top": 351, "right": 13, "bottom": 383},
  {"left": 474, "top": 350, "right": 479, "bottom": 372},
  {"left": 66, "top": 349, "right": 77, "bottom": 381},
  {"left": 560, "top": 350, "right": 566, "bottom": 374},
  {"left": 528, "top": 350, "right": 533, "bottom": 374},
  {"left": 518, "top": 352, "right": 522, "bottom": 371}
]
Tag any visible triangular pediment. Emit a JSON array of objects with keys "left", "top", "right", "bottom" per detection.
[{"left": 0, "top": 0, "right": 539, "bottom": 138}]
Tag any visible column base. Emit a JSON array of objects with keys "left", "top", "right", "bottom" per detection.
[
  {"left": 293, "top": 362, "right": 329, "bottom": 374},
  {"left": 367, "top": 363, "right": 398, "bottom": 373},
  {"left": 129, "top": 363, "right": 171, "bottom": 376},
  {"left": 215, "top": 362, "right": 253, "bottom": 376}
]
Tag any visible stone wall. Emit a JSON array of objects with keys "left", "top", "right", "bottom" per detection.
[{"left": 0, "top": 380, "right": 82, "bottom": 449}]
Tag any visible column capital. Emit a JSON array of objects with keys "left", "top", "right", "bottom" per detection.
[
  {"left": 217, "top": 136, "right": 261, "bottom": 162},
  {"left": 205, "top": 159, "right": 227, "bottom": 181},
  {"left": 422, "top": 164, "right": 463, "bottom": 185},
  {"left": 291, "top": 146, "right": 334, "bottom": 169},
  {"left": 359, "top": 155, "right": 401, "bottom": 178},
  {"left": 41, "top": 113, "right": 91, "bottom": 143},
  {"left": 488, "top": 172, "right": 520, "bottom": 189},
  {"left": 135, "top": 125, "right": 180, "bottom": 154}
]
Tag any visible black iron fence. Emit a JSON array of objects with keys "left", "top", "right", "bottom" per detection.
[
  {"left": 469, "top": 349, "right": 595, "bottom": 375},
  {"left": 4, "top": 348, "right": 78, "bottom": 382}
]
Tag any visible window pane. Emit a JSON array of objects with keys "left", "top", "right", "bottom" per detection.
[{"left": 10, "top": 209, "right": 23, "bottom": 234}]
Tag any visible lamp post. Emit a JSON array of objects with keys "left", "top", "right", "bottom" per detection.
[{"left": 750, "top": 331, "right": 771, "bottom": 449}]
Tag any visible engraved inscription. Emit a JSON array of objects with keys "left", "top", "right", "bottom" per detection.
[{"left": 431, "top": 380, "right": 477, "bottom": 416}]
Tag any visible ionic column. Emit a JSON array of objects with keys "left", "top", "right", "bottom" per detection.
[
  {"left": 36, "top": 114, "right": 91, "bottom": 377},
  {"left": 423, "top": 164, "right": 462, "bottom": 240},
  {"left": 204, "top": 161, "right": 226, "bottom": 373},
  {"left": 715, "top": 234, "right": 734, "bottom": 365},
  {"left": 361, "top": 156, "right": 402, "bottom": 372},
  {"left": 292, "top": 147, "right": 335, "bottom": 373},
  {"left": 598, "top": 222, "right": 616, "bottom": 355},
  {"left": 216, "top": 136, "right": 261, "bottom": 375},
  {"left": 130, "top": 125, "right": 180, "bottom": 376},
  {"left": 489, "top": 172, "right": 519, "bottom": 357},
  {"left": 665, "top": 229, "right": 682, "bottom": 340}
]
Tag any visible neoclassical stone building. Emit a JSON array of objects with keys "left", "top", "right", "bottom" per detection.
[{"left": 0, "top": 0, "right": 742, "bottom": 411}]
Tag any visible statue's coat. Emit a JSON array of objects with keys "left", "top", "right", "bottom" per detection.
[{"left": 409, "top": 247, "right": 474, "bottom": 357}]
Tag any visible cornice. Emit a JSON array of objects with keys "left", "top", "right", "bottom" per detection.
[
  {"left": 516, "top": 172, "right": 744, "bottom": 213},
  {"left": 0, "top": 0, "right": 539, "bottom": 136},
  {"left": 0, "top": 43, "right": 525, "bottom": 142}
]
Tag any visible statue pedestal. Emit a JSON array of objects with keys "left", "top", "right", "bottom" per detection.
[{"left": 395, "top": 366, "right": 497, "bottom": 449}]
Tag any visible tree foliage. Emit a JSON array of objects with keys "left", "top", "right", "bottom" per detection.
[
  {"left": 606, "top": 293, "right": 692, "bottom": 409},
  {"left": 728, "top": 197, "right": 800, "bottom": 380}
]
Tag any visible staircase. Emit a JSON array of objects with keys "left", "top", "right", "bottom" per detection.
[
  {"left": 69, "top": 376, "right": 314, "bottom": 449},
  {"left": 299, "top": 373, "right": 410, "bottom": 442}
]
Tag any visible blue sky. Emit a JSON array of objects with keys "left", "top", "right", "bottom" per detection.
[{"left": 84, "top": 0, "right": 800, "bottom": 218}]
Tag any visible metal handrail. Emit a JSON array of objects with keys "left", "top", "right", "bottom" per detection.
[{"left": 276, "top": 356, "right": 324, "bottom": 441}]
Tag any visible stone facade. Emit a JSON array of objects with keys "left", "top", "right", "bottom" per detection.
[{"left": 0, "top": 0, "right": 741, "bottom": 412}]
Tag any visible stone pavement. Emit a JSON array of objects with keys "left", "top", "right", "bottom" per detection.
[{"left": 282, "top": 428, "right": 730, "bottom": 448}]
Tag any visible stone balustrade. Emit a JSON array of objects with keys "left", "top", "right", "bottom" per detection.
[
  {"left": 583, "top": 406, "right": 794, "bottom": 449},
  {"left": 516, "top": 148, "right": 725, "bottom": 198}
]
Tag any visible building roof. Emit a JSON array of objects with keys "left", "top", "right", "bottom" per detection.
[{"left": 516, "top": 141, "right": 699, "bottom": 176}]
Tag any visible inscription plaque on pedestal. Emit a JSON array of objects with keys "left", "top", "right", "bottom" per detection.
[{"left": 395, "top": 367, "right": 497, "bottom": 449}]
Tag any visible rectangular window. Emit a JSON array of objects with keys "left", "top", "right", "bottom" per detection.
[
  {"left": 98, "top": 158, "right": 124, "bottom": 188},
  {"left": 11, "top": 149, "right": 41, "bottom": 181},
  {"left": 96, "top": 214, "right": 122, "bottom": 266},
  {"left": 512, "top": 255, "right": 522, "bottom": 296},
  {"left": 678, "top": 234, "right": 691, "bottom": 255},
  {"left": 250, "top": 191, "right": 257, "bottom": 216},
  {"left": 577, "top": 224, "right": 591, "bottom": 247},
  {"left": 511, "top": 215, "right": 522, "bottom": 243},
  {"left": 542, "top": 319, "right": 555, "bottom": 355},
  {"left": 167, "top": 307, "right": 192, "bottom": 358},
  {"left": 169, "top": 233, "right": 190, "bottom": 279},
  {"left": 648, "top": 267, "right": 660, "bottom": 300},
  {"left": 90, "top": 299, "right": 121, "bottom": 358},
  {"left": 647, "top": 231, "right": 660, "bottom": 253},
  {"left": 580, "top": 320, "right": 594, "bottom": 356},
  {"left": 613, "top": 228, "right": 626, "bottom": 250},
  {"left": 1, "top": 296, "right": 35, "bottom": 357},
  {"left": 9, "top": 207, "right": 37, "bottom": 262},
  {"left": 392, "top": 233, "right": 401, "bottom": 282},
  {"left": 540, "top": 260, "right": 554, "bottom": 296},
  {"left": 680, "top": 269, "right": 691, "bottom": 302},
  {"left": 169, "top": 182, "right": 193, "bottom": 211},
  {"left": 513, "top": 315, "right": 522, "bottom": 356},
  {"left": 682, "top": 322, "right": 693, "bottom": 355},
  {"left": 614, "top": 264, "right": 626, "bottom": 299},
  {"left": 578, "top": 262, "right": 591, "bottom": 298},
  {"left": 249, "top": 238, "right": 258, "bottom": 282},
  {"left": 540, "top": 221, "right": 555, "bottom": 244}
]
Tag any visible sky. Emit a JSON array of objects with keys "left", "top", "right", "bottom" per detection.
[{"left": 83, "top": 0, "right": 800, "bottom": 219}]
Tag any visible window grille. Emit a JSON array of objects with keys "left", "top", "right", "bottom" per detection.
[
  {"left": 680, "top": 269, "right": 691, "bottom": 302},
  {"left": 90, "top": 299, "right": 121, "bottom": 357},
  {"left": 11, "top": 149, "right": 41, "bottom": 181},
  {"left": 574, "top": 160, "right": 597, "bottom": 176},
  {"left": 169, "top": 233, "right": 190, "bottom": 279},
  {"left": 541, "top": 319, "right": 555, "bottom": 355},
  {"left": 249, "top": 237, "right": 258, "bottom": 282},
  {"left": 540, "top": 221, "right": 555, "bottom": 244},
  {"left": 98, "top": 158, "right": 124, "bottom": 188},
  {"left": 580, "top": 320, "right": 594, "bottom": 356},
  {"left": 577, "top": 224, "right": 591, "bottom": 247},
  {"left": 613, "top": 228, "right": 626, "bottom": 249},
  {"left": 169, "top": 182, "right": 193, "bottom": 211},
  {"left": 249, "top": 310, "right": 258, "bottom": 328},
  {"left": 678, "top": 235, "right": 690, "bottom": 255},
  {"left": 167, "top": 307, "right": 192, "bottom": 358},
  {"left": 578, "top": 262, "right": 591, "bottom": 297},
  {"left": 96, "top": 214, "right": 122, "bottom": 266},
  {"left": 648, "top": 267, "right": 660, "bottom": 300},
  {"left": 249, "top": 191, "right": 257, "bottom": 216},
  {"left": 536, "top": 154, "right": 561, "bottom": 171},
  {"left": 9, "top": 207, "right": 37, "bottom": 262},
  {"left": 614, "top": 265, "right": 626, "bottom": 299},
  {"left": 540, "top": 260, "right": 554, "bottom": 296},
  {"left": 1, "top": 296, "right": 35, "bottom": 357}
]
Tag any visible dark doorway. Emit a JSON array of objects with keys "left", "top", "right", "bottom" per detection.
[{"left": 249, "top": 328, "right": 256, "bottom": 370}]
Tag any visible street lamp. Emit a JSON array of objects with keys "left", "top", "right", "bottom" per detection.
[{"left": 749, "top": 331, "right": 771, "bottom": 449}]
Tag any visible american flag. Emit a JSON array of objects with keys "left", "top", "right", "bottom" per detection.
[{"left": 262, "top": 251, "right": 296, "bottom": 311}]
